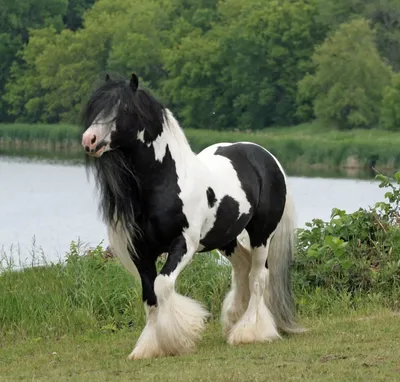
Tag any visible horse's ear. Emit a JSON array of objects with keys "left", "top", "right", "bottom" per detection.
[
  {"left": 105, "top": 73, "right": 110, "bottom": 82},
  {"left": 130, "top": 73, "right": 139, "bottom": 91}
]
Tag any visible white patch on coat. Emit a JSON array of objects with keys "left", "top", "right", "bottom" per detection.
[
  {"left": 137, "top": 129, "right": 145, "bottom": 143},
  {"left": 155, "top": 110, "right": 205, "bottom": 244},
  {"left": 195, "top": 143, "right": 252, "bottom": 244}
]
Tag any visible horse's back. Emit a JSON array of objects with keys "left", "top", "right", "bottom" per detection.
[{"left": 198, "top": 141, "right": 286, "bottom": 189}]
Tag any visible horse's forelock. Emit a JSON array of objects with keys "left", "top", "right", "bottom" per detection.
[{"left": 85, "top": 76, "right": 167, "bottom": 147}]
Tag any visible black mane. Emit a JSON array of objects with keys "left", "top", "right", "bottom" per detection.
[{"left": 81, "top": 75, "right": 167, "bottom": 240}]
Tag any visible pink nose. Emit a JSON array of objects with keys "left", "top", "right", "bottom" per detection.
[{"left": 82, "top": 132, "right": 97, "bottom": 152}]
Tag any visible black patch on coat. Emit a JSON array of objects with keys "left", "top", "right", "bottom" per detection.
[
  {"left": 220, "top": 239, "right": 238, "bottom": 257},
  {"left": 159, "top": 235, "right": 188, "bottom": 276},
  {"left": 133, "top": 256, "right": 157, "bottom": 306},
  {"left": 200, "top": 195, "right": 252, "bottom": 252},
  {"left": 214, "top": 143, "right": 286, "bottom": 249},
  {"left": 206, "top": 187, "right": 217, "bottom": 208}
]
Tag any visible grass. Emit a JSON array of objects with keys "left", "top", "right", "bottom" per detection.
[
  {"left": 1, "top": 310, "right": 400, "bottom": 381},
  {"left": 1, "top": 121, "right": 400, "bottom": 173},
  {"left": 0, "top": 123, "right": 80, "bottom": 142},
  {"left": 0, "top": 243, "right": 231, "bottom": 340},
  {"left": 1, "top": 242, "right": 400, "bottom": 381},
  {"left": 185, "top": 122, "right": 400, "bottom": 172}
]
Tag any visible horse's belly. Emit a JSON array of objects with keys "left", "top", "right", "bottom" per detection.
[
  {"left": 107, "top": 223, "right": 140, "bottom": 280},
  {"left": 199, "top": 207, "right": 252, "bottom": 251}
]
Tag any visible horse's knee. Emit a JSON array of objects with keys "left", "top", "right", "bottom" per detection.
[{"left": 154, "top": 274, "right": 174, "bottom": 302}]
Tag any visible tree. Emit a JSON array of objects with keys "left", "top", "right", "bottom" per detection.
[
  {"left": 316, "top": 0, "right": 400, "bottom": 71},
  {"left": 380, "top": 73, "right": 400, "bottom": 131},
  {"left": 3, "top": 0, "right": 222, "bottom": 123},
  {"left": 298, "top": 18, "right": 393, "bottom": 129},
  {"left": 0, "top": 0, "right": 95, "bottom": 122},
  {"left": 161, "top": 29, "right": 224, "bottom": 129},
  {"left": 63, "top": 0, "right": 95, "bottom": 30},
  {"left": 162, "top": 0, "right": 325, "bottom": 130},
  {"left": 3, "top": 29, "right": 52, "bottom": 122}
]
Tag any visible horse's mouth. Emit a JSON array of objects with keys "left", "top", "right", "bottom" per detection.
[{"left": 86, "top": 141, "right": 108, "bottom": 157}]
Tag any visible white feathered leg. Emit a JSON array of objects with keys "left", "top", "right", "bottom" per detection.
[
  {"left": 220, "top": 242, "right": 251, "bottom": 336},
  {"left": 228, "top": 240, "right": 280, "bottom": 345},
  {"left": 153, "top": 235, "right": 209, "bottom": 356},
  {"left": 128, "top": 304, "right": 165, "bottom": 360}
]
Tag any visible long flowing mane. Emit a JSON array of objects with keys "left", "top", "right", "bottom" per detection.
[{"left": 81, "top": 76, "right": 167, "bottom": 237}]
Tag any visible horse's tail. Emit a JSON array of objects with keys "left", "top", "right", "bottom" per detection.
[{"left": 266, "top": 189, "right": 306, "bottom": 334}]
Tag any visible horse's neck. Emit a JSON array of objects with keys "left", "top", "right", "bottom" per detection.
[
  {"left": 161, "top": 109, "right": 196, "bottom": 162},
  {"left": 125, "top": 110, "right": 198, "bottom": 188}
]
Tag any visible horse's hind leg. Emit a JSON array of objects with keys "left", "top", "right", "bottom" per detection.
[
  {"left": 227, "top": 234, "right": 280, "bottom": 345},
  {"left": 220, "top": 236, "right": 251, "bottom": 336}
]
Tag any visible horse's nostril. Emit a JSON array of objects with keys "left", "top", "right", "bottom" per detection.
[
  {"left": 91, "top": 135, "right": 96, "bottom": 144},
  {"left": 85, "top": 146, "right": 89, "bottom": 152}
]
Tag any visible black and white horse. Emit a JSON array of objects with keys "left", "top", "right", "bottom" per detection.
[{"left": 82, "top": 73, "right": 304, "bottom": 360}]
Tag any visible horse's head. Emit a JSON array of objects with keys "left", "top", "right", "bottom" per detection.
[{"left": 82, "top": 73, "right": 165, "bottom": 158}]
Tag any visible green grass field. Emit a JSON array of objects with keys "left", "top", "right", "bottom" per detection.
[
  {"left": 1, "top": 122, "right": 399, "bottom": 173},
  {"left": 1, "top": 238, "right": 400, "bottom": 381},
  {"left": 1, "top": 309, "right": 399, "bottom": 381}
]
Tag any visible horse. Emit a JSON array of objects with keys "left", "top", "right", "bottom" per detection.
[{"left": 81, "top": 72, "right": 304, "bottom": 360}]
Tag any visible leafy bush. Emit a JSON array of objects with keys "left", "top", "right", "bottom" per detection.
[{"left": 294, "top": 171, "right": 400, "bottom": 308}]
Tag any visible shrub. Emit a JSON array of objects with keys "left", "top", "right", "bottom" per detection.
[{"left": 294, "top": 171, "right": 400, "bottom": 308}]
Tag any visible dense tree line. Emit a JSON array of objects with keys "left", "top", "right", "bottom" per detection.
[{"left": 1, "top": 0, "right": 399, "bottom": 130}]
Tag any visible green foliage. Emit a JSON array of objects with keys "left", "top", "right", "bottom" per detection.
[
  {"left": 295, "top": 171, "right": 400, "bottom": 307},
  {"left": 4, "top": 28, "right": 60, "bottom": 123},
  {"left": 1, "top": 0, "right": 399, "bottom": 129},
  {"left": 316, "top": 0, "right": 400, "bottom": 71},
  {"left": 298, "top": 18, "right": 393, "bottom": 129},
  {"left": 3, "top": 0, "right": 209, "bottom": 123},
  {"left": 163, "top": 0, "right": 325, "bottom": 130},
  {"left": 380, "top": 73, "right": 400, "bottom": 131},
  {"left": 64, "top": 0, "right": 95, "bottom": 30},
  {"left": 0, "top": 0, "right": 94, "bottom": 122}
]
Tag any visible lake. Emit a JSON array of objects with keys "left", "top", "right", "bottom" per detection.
[{"left": 0, "top": 156, "right": 386, "bottom": 267}]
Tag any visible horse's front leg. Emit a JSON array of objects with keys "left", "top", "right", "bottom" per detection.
[
  {"left": 153, "top": 234, "right": 210, "bottom": 356},
  {"left": 128, "top": 258, "right": 165, "bottom": 360}
]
